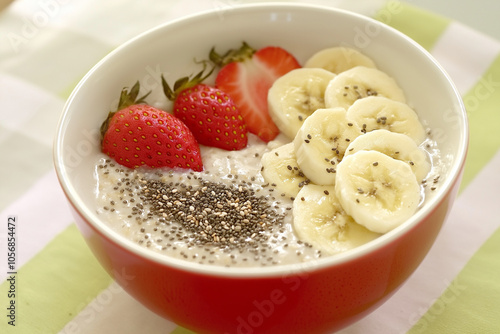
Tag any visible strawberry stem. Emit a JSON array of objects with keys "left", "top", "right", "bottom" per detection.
[
  {"left": 162, "top": 63, "right": 215, "bottom": 101},
  {"left": 117, "top": 81, "right": 151, "bottom": 110},
  {"left": 209, "top": 41, "right": 256, "bottom": 67},
  {"left": 100, "top": 81, "right": 151, "bottom": 142}
]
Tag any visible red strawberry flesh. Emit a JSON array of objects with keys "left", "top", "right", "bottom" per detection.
[{"left": 215, "top": 46, "right": 301, "bottom": 142}]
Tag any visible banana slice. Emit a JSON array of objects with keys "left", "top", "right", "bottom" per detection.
[
  {"left": 335, "top": 150, "right": 421, "bottom": 234},
  {"left": 293, "top": 184, "right": 381, "bottom": 255},
  {"left": 304, "top": 46, "right": 377, "bottom": 74},
  {"left": 346, "top": 96, "right": 426, "bottom": 144},
  {"left": 345, "top": 129, "right": 431, "bottom": 182},
  {"left": 324, "top": 66, "right": 406, "bottom": 110},
  {"left": 268, "top": 67, "right": 336, "bottom": 139},
  {"left": 260, "top": 143, "right": 309, "bottom": 199},
  {"left": 293, "top": 107, "right": 362, "bottom": 186}
]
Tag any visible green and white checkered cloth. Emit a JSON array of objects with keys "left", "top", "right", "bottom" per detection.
[{"left": 1, "top": 0, "right": 499, "bottom": 333}]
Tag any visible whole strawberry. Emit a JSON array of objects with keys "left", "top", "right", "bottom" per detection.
[
  {"left": 162, "top": 69, "right": 248, "bottom": 151},
  {"left": 101, "top": 82, "right": 203, "bottom": 171}
]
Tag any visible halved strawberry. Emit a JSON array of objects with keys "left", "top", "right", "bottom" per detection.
[
  {"left": 210, "top": 42, "right": 301, "bottom": 142},
  {"left": 162, "top": 68, "right": 248, "bottom": 151},
  {"left": 101, "top": 82, "right": 203, "bottom": 171}
]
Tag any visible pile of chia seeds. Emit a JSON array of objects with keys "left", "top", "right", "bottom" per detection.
[
  {"left": 140, "top": 175, "right": 285, "bottom": 249},
  {"left": 96, "top": 159, "right": 321, "bottom": 267}
]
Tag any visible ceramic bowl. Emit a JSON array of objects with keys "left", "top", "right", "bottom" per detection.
[{"left": 54, "top": 3, "right": 468, "bottom": 333}]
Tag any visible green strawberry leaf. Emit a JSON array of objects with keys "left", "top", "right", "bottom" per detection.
[
  {"left": 100, "top": 81, "right": 151, "bottom": 142},
  {"left": 209, "top": 41, "right": 256, "bottom": 67},
  {"left": 162, "top": 63, "right": 215, "bottom": 101}
]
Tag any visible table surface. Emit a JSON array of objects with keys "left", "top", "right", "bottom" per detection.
[
  {"left": 408, "top": 0, "right": 500, "bottom": 40},
  {"left": 1, "top": 1, "right": 500, "bottom": 333}
]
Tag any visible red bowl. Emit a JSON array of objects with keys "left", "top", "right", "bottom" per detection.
[{"left": 54, "top": 3, "right": 468, "bottom": 333}]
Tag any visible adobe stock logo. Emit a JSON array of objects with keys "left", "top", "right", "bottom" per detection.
[
  {"left": 7, "top": 0, "right": 72, "bottom": 53},
  {"left": 62, "top": 127, "right": 100, "bottom": 174},
  {"left": 60, "top": 267, "right": 136, "bottom": 334},
  {"left": 210, "top": 0, "right": 242, "bottom": 19},
  {"left": 352, "top": 0, "right": 403, "bottom": 49},
  {"left": 463, "top": 73, "right": 500, "bottom": 113},
  {"left": 226, "top": 262, "right": 315, "bottom": 334},
  {"left": 408, "top": 278, "right": 467, "bottom": 333}
]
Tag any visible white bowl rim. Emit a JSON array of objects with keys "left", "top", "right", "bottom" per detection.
[{"left": 54, "top": 2, "right": 469, "bottom": 278}]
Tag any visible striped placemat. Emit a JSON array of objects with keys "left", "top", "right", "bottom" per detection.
[{"left": 1, "top": 1, "right": 499, "bottom": 333}]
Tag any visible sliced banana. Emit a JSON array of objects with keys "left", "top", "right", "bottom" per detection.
[
  {"left": 260, "top": 143, "right": 309, "bottom": 199},
  {"left": 268, "top": 67, "right": 336, "bottom": 139},
  {"left": 304, "top": 46, "right": 377, "bottom": 74},
  {"left": 345, "top": 129, "right": 431, "bottom": 182},
  {"left": 324, "top": 66, "right": 406, "bottom": 110},
  {"left": 335, "top": 150, "right": 421, "bottom": 234},
  {"left": 293, "top": 184, "right": 381, "bottom": 255},
  {"left": 346, "top": 96, "right": 426, "bottom": 144},
  {"left": 293, "top": 107, "right": 362, "bottom": 186}
]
